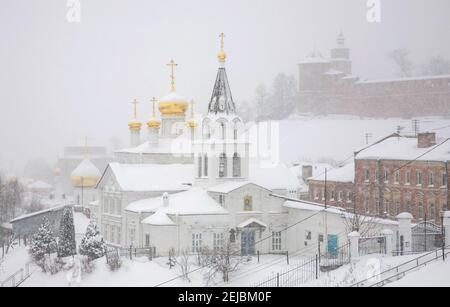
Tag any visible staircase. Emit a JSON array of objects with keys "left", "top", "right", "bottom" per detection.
[{"left": 352, "top": 247, "right": 450, "bottom": 287}]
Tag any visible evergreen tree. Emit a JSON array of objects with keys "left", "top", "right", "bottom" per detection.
[
  {"left": 57, "top": 207, "right": 76, "bottom": 258},
  {"left": 79, "top": 220, "right": 105, "bottom": 261},
  {"left": 30, "top": 218, "right": 57, "bottom": 262}
]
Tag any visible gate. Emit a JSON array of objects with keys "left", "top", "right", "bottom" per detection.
[
  {"left": 241, "top": 229, "right": 256, "bottom": 256},
  {"left": 411, "top": 221, "right": 443, "bottom": 253},
  {"left": 359, "top": 236, "right": 386, "bottom": 256}
]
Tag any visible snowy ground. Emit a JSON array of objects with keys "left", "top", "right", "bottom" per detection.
[
  {"left": 387, "top": 257, "right": 450, "bottom": 287},
  {"left": 276, "top": 116, "right": 450, "bottom": 164}
]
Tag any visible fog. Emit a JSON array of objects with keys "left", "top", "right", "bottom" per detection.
[{"left": 0, "top": 0, "right": 449, "bottom": 173}]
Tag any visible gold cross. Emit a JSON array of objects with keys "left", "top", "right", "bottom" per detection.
[
  {"left": 190, "top": 99, "right": 195, "bottom": 118},
  {"left": 130, "top": 98, "right": 139, "bottom": 119},
  {"left": 219, "top": 32, "right": 225, "bottom": 50},
  {"left": 150, "top": 97, "right": 157, "bottom": 117},
  {"left": 166, "top": 59, "right": 178, "bottom": 92}
]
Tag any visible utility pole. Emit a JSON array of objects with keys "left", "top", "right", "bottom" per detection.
[
  {"left": 324, "top": 168, "right": 328, "bottom": 255},
  {"left": 365, "top": 133, "right": 373, "bottom": 145},
  {"left": 412, "top": 119, "right": 420, "bottom": 136}
]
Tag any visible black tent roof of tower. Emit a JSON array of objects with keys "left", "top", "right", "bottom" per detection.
[{"left": 207, "top": 67, "right": 236, "bottom": 115}]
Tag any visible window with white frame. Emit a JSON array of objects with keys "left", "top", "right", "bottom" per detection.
[
  {"left": 272, "top": 231, "right": 282, "bottom": 251},
  {"left": 330, "top": 190, "right": 335, "bottom": 200},
  {"left": 416, "top": 171, "right": 422, "bottom": 186},
  {"left": 384, "top": 169, "right": 389, "bottom": 182},
  {"left": 395, "top": 171, "right": 400, "bottom": 184},
  {"left": 442, "top": 173, "right": 447, "bottom": 187},
  {"left": 406, "top": 171, "right": 411, "bottom": 184},
  {"left": 429, "top": 172, "right": 435, "bottom": 186},
  {"left": 347, "top": 191, "right": 352, "bottom": 203},
  {"left": 364, "top": 169, "right": 370, "bottom": 181},
  {"left": 192, "top": 233, "right": 202, "bottom": 252},
  {"left": 338, "top": 191, "right": 343, "bottom": 201},
  {"left": 213, "top": 233, "right": 224, "bottom": 251}
]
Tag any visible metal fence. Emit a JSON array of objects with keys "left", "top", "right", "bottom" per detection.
[
  {"left": 253, "top": 243, "right": 350, "bottom": 287},
  {"left": 411, "top": 222, "right": 443, "bottom": 253},
  {"left": 1, "top": 261, "right": 34, "bottom": 287},
  {"left": 359, "top": 236, "right": 386, "bottom": 256},
  {"left": 105, "top": 245, "right": 155, "bottom": 264}
]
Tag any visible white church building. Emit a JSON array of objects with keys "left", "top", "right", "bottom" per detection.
[{"left": 94, "top": 35, "right": 398, "bottom": 257}]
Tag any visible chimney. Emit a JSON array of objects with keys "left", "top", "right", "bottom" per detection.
[
  {"left": 163, "top": 192, "right": 169, "bottom": 207},
  {"left": 302, "top": 165, "right": 313, "bottom": 181},
  {"left": 417, "top": 132, "right": 436, "bottom": 148}
]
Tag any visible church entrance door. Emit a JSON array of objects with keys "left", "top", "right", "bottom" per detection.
[{"left": 241, "top": 229, "right": 256, "bottom": 255}]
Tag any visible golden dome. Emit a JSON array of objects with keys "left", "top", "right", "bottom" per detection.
[
  {"left": 158, "top": 92, "right": 188, "bottom": 116},
  {"left": 128, "top": 119, "right": 142, "bottom": 131},
  {"left": 70, "top": 159, "right": 101, "bottom": 188},
  {"left": 147, "top": 118, "right": 161, "bottom": 128},
  {"left": 187, "top": 119, "right": 197, "bottom": 128},
  {"left": 218, "top": 50, "right": 227, "bottom": 63}
]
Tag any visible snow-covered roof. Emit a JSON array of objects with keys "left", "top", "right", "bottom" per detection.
[
  {"left": 208, "top": 181, "right": 270, "bottom": 194},
  {"left": 289, "top": 162, "right": 332, "bottom": 192},
  {"left": 105, "top": 163, "right": 194, "bottom": 192},
  {"left": 311, "top": 162, "right": 354, "bottom": 183},
  {"left": 116, "top": 138, "right": 191, "bottom": 155},
  {"left": 356, "top": 74, "right": 450, "bottom": 84},
  {"left": 159, "top": 91, "right": 188, "bottom": 103},
  {"left": 10, "top": 204, "right": 69, "bottom": 223},
  {"left": 324, "top": 69, "right": 344, "bottom": 75},
  {"left": 27, "top": 180, "right": 53, "bottom": 190},
  {"left": 249, "top": 160, "right": 300, "bottom": 191},
  {"left": 128, "top": 187, "right": 228, "bottom": 216},
  {"left": 355, "top": 136, "right": 450, "bottom": 162},
  {"left": 71, "top": 158, "right": 101, "bottom": 178},
  {"left": 283, "top": 199, "right": 344, "bottom": 215},
  {"left": 141, "top": 210, "right": 175, "bottom": 226},
  {"left": 299, "top": 50, "right": 329, "bottom": 64},
  {"left": 237, "top": 218, "right": 268, "bottom": 229}
]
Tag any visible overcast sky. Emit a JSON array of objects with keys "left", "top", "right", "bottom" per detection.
[{"left": 0, "top": 0, "right": 449, "bottom": 173}]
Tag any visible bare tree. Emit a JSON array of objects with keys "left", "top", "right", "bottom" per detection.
[
  {"left": 342, "top": 210, "right": 384, "bottom": 238},
  {"left": 202, "top": 238, "right": 245, "bottom": 285},
  {"left": 388, "top": 49, "right": 414, "bottom": 77},
  {"left": 421, "top": 55, "right": 450, "bottom": 76},
  {"left": 175, "top": 248, "right": 192, "bottom": 283}
]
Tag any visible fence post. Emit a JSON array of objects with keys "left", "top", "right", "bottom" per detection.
[
  {"left": 397, "top": 212, "right": 413, "bottom": 254},
  {"left": 348, "top": 231, "right": 360, "bottom": 262},
  {"left": 443, "top": 211, "right": 450, "bottom": 248},
  {"left": 276, "top": 273, "right": 280, "bottom": 287},
  {"left": 286, "top": 251, "right": 289, "bottom": 265},
  {"left": 129, "top": 245, "right": 132, "bottom": 260},
  {"left": 382, "top": 229, "right": 394, "bottom": 256},
  {"left": 315, "top": 254, "right": 319, "bottom": 279},
  {"left": 257, "top": 250, "right": 260, "bottom": 263}
]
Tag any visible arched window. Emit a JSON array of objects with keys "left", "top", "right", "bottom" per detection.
[
  {"left": 202, "top": 121, "right": 211, "bottom": 139},
  {"left": 203, "top": 154, "right": 208, "bottom": 177},
  {"left": 233, "top": 153, "right": 241, "bottom": 177},
  {"left": 220, "top": 122, "right": 226, "bottom": 140},
  {"left": 244, "top": 196, "right": 253, "bottom": 211},
  {"left": 219, "top": 153, "right": 227, "bottom": 177},
  {"left": 197, "top": 156, "right": 202, "bottom": 178}
]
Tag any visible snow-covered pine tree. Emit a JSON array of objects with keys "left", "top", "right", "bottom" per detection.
[
  {"left": 57, "top": 207, "right": 76, "bottom": 258},
  {"left": 79, "top": 220, "right": 105, "bottom": 261},
  {"left": 30, "top": 218, "right": 57, "bottom": 262}
]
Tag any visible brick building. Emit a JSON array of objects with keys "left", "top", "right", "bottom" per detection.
[
  {"left": 298, "top": 32, "right": 450, "bottom": 117},
  {"left": 307, "top": 162, "right": 354, "bottom": 210},
  {"left": 354, "top": 132, "right": 449, "bottom": 223},
  {"left": 306, "top": 132, "right": 450, "bottom": 223}
]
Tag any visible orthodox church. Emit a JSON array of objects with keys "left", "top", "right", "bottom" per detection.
[{"left": 93, "top": 34, "right": 359, "bottom": 256}]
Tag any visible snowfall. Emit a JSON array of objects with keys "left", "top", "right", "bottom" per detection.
[{"left": 2, "top": 116, "right": 450, "bottom": 287}]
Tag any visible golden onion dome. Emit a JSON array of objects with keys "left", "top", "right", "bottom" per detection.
[
  {"left": 70, "top": 159, "right": 101, "bottom": 188},
  {"left": 158, "top": 91, "right": 188, "bottom": 116},
  {"left": 147, "top": 117, "right": 161, "bottom": 128},
  {"left": 128, "top": 119, "right": 142, "bottom": 131},
  {"left": 187, "top": 119, "right": 197, "bottom": 128},
  {"left": 217, "top": 50, "right": 227, "bottom": 63}
]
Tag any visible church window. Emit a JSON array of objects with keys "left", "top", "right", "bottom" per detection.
[
  {"left": 219, "top": 153, "right": 227, "bottom": 177},
  {"left": 233, "top": 153, "right": 241, "bottom": 177},
  {"left": 220, "top": 122, "right": 226, "bottom": 140},
  {"left": 198, "top": 156, "right": 202, "bottom": 177},
  {"left": 192, "top": 233, "right": 202, "bottom": 252},
  {"left": 244, "top": 196, "right": 253, "bottom": 211},
  {"left": 145, "top": 234, "right": 150, "bottom": 247},
  {"left": 272, "top": 232, "right": 281, "bottom": 251},
  {"left": 213, "top": 233, "right": 224, "bottom": 251},
  {"left": 204, "top": 154, "right": 208, "bottom": 177},
  {"left": 219, "top": 194, "right": 225, "bottom": 206}
]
